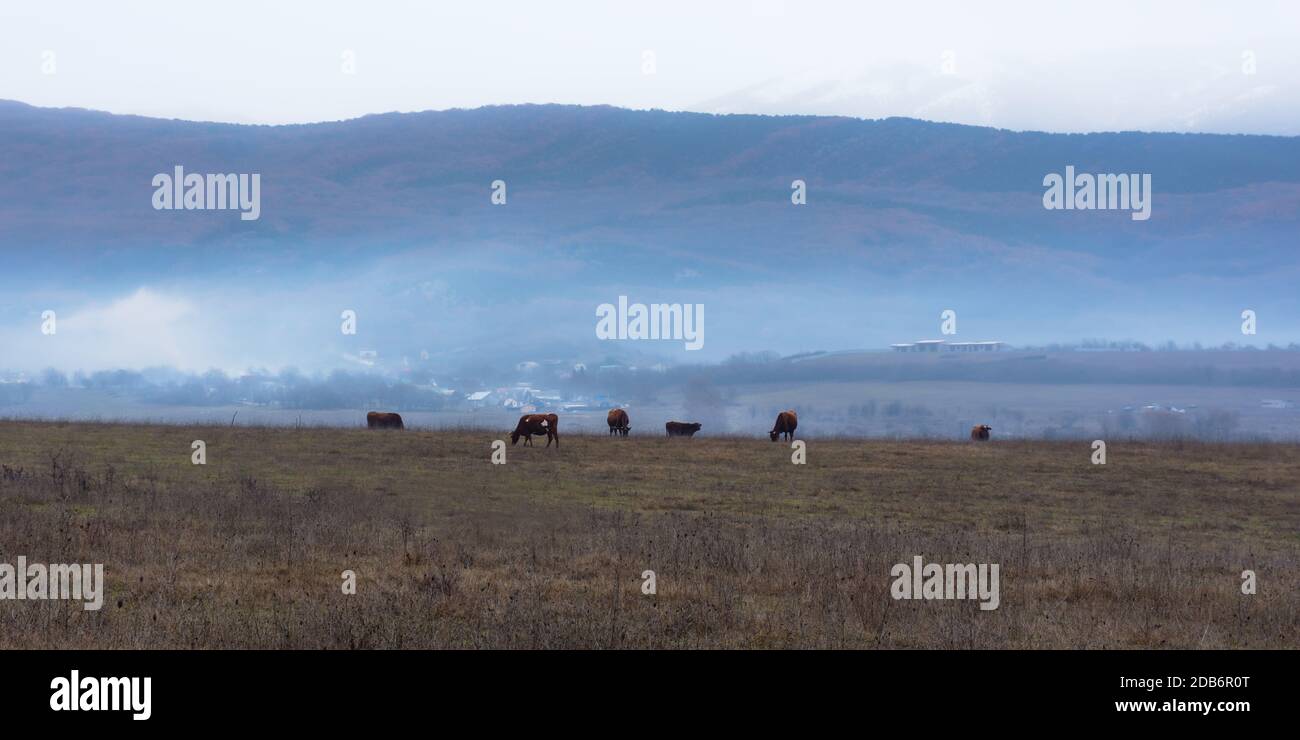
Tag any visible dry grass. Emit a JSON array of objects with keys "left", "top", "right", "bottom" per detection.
[{"left": 0, "top": 420, "right": 1296, "bottom": 648}]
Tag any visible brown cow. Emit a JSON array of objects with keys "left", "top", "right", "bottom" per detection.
[
  {"left": 665, "top": 421, "right": 702, "bottom": 437},
  {"left": 511, "top": 413, "right": 559, "bottom": 448},
  {"left": 970, "top": 424, "right": 992, "bottom": 441},
  {"left": 769, "top": 410, "right": 797, "bottom": 441},
  {"left": 607, "top": 408, "right": 630, "bottom": 436},
  {"left": 366, "top": 411, "right": 404, "bottom": 429}
]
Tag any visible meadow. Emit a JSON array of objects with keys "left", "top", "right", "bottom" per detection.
[{"left": 0, "top": 419, "right": 1296, "bottom": 648}]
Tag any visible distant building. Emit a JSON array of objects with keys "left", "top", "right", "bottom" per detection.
[
  {"left": 891, "top": 340, "right": 1002, "bottom": 353},
  {"left": 946, "top": 341, "right": 1004, "bottom": 352},
  {"left": 891, "top": 339, "right": 945, "bottom": 352},
  {"left": 533, "top": 392, "right": 562, "bottom": 409}
]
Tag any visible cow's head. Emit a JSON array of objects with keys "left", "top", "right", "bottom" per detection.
[
  {"left": 769, "top": 429, "right": 780, "bottom": 441},
  {"left": 510, "top": 430, "right": 521, "bottom": 445}
]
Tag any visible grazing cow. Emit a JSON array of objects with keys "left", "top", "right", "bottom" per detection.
[
  {"left": 970, "top": 424, "right": 992, "bottom": 441},
  {"left": 607, "top": 408, "right": 630, "bottom": 437},
  {"left": 665, "top": 421, "right": 702, "bottom": 437},
  {"left": 511, "top": 413, "right": 559, "bottom": 448},
  {"left": 769, "top": 410, "right": 797, "bottom": 441},
  {"left": 366, "top": 411, "right": 404, "bottom": 430}
]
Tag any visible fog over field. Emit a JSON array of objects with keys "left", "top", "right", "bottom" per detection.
[
  {"left": 2, "top": 94, "right": 1298, "bottom": 455},
  {"left": 2, "top": 102, "right": 1299, "bottom": 379},
  {"left": 5, "top": 348, "right": 1299, "bottom": 440},
  {"left": 1, "top": 96, "right": 1297, "bottom": 441}
]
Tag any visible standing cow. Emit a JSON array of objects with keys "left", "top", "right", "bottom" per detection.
[
  {"left": 366, "top": 411, "right": 404, "bottom": 429},
  {"left": 769, "top": 410, "right": 797, "bottom": 441},
  {"left": 970, "top": 424, "right": 992, "bottom": 441},
  {"left": 512, "top": 413, "right": 559, "bottom": 448},
  {"left": 665, "top": 421, "right": 702, "bottom": 437},
  {"left": 607, "top": 408, "right": 630, "bottom": 437}
]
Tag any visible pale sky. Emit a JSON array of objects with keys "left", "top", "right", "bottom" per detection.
[{"left": 1, "top": 0, "right": 1297, "bottom": 133}]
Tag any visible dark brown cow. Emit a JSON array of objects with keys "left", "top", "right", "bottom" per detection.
[
  {"left": 970, "top": 424, "right": 992, "bottom": 441},
  {"left": 665, "top": 421, "right": 702, "bottom": 437},
  {"left": 769, "top": 410, "right": 797, "bottom": 441},
  {"left": 366, "top": 411, "right": 404, "bottom": 429},
  {"left": 607, "top": 408, "right": 630, "bottom": 437},
  {"left": 511, "top": 413, "right": 559, "bottom": 448}
]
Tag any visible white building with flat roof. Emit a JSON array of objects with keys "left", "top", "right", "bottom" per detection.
[{"left": 891, "top": 340, "right": 1002, "bottom": 352}]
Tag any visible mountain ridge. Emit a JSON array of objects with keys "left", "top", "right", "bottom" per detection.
[
  {"left": 1, "top": 98, "right": 1297, "bottom": 364},
  {"left": 6, "top": 97, "right": 1299, "bottom": 139}
]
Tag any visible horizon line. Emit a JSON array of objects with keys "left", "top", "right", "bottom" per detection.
[{"left": 3, "top": 97, "right": 1294, "bottom": 140}]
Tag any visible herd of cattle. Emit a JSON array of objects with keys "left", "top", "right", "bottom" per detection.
[{"left": 368, "top": 409, "right": 996, "bottom": 445}]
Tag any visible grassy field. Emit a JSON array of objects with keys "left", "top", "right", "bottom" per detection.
[{"left": 0, "top": 419, "right": 1296, "bottom": 648}]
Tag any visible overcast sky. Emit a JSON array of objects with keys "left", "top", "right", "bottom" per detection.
[{"left": 2, "top": 0, "right": 1297, "bottom": 133}]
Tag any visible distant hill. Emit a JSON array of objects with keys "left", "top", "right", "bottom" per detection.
[
  {"left": 1, "top": 100, "right": 1298, "bottom": 364},
  {"left": 3, "top": 100, "right": 1297, "bottom": 251}
]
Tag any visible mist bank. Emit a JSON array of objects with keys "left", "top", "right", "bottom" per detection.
[
  {"left": 3, "top": 348, "right": 1298, "bottom": 441},
  {"left": 4, "top": 102, "right": 1300, "bottom": 366},
  {"left": 7, "top": 345, "right": 1300, "bottom": 404}
]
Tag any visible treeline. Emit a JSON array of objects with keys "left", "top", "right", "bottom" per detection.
[
  {"left": 839, "top": 400, "right": 1245, "bottom": 442},
  {"left": 553, "top": 347, "right": 1300, "bottom": 408},
  {"left": 1100, "top": 408, "right": 1241, "bottom": 442},
  {"left": 31, "top": 368, "right": 450, "bottom": 411},
  {"left": 1025, "top": 340, "right": 1300, "bottom": 352},
  {"left": 0, "top": 383, "right": 34, "bottom": 405},
  {"left": 646, "top": 352, "right": 1300, "bottom": 389}
]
